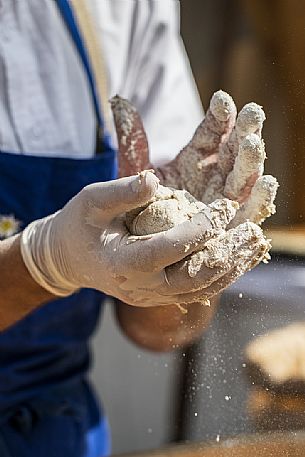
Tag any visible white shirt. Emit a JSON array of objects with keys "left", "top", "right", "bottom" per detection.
[{"left": 0, "top": 0, "right": 203, "bottom": 165}]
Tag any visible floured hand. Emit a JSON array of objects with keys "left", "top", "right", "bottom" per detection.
[
  {"left": 124, "top": 181, "right": 270, "bottom": 308},
  {"left": 20, "top": 172, "right": 268, "bottom": 308},
  {"left": 111, "top": 91, "right": 278, "bottom": 227}
]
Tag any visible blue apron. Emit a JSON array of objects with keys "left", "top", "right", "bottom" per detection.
[{"left": 0, "top": 1, "right": 117, "bottom": 456}]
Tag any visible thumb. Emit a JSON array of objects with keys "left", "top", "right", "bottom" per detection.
[
  {"left": 84, "top": 171, "right": 159, "bottom": 218},
  {"left": 110, "top": 95, "right": 152, "bottom": 177}
]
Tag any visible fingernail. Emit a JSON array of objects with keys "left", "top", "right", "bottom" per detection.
[
  {"left": 236, "top": 103, "right": 266, "bottom": 137},
  {"left": 248, "top": 175, "right": 279, "bottom": 223},
  {"left": 253, "top": 175, "right": 279, "bottom": 199},
  {"left": 239, "top": 133, "right": 266, "bottom": 172},
  {"left": 210, "top": 90, "right": 236, "bottom": 121},
  {"left": 131, "top": 171, "right": 159, "bottom": 198}
]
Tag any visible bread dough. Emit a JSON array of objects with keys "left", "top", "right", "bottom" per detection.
[
  {"left": 126, "top": 186, "right": 205, "bottom": 235},
  {"left": 126, "top": 184, "right": 238, "bottom": 236},
  {"left": 125, "top": 178, "right": 270, "bottom": 312},
  {"left": 126, "top": 179, "right": 270, "bottom": 271}
]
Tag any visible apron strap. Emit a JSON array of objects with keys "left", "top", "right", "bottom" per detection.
[{"left": 55, "top": 0, "right": 111, "bottom": 141}]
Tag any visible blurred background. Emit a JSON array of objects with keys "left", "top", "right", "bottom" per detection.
[
  {"left": 181, "top": 0, "right": 303, "bottom": 227},
  {"left": 91, "top": 1, "right": 305, "bottom": 455}
]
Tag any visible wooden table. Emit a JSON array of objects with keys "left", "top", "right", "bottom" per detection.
[
  {"left": 266, "top": 225, "right": 305, "bottom": 256},
  {"left": 117, "top": 432, "right": 305, "bottom": 457}
]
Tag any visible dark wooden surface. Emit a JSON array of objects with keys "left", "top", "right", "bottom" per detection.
[
  {"left": 116, "top": 432, "right": 305, "bottom": 457},
  {"left": 266, "top": 226, "right": 305, "bottom": 256}
]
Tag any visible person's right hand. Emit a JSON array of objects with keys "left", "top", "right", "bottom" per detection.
[
  {"left": 111, "top": 91, "right": 279, "bottom": 228},
  {"left": 20, "top": 172, "right": 269, "bottom": 307}
]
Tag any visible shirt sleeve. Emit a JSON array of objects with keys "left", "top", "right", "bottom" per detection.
[{"left": 91, "top": 0, "right": 204, "bottom": 165}]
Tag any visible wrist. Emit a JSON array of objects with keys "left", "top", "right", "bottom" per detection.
[{"left": 20, "top": 214, "right": 79, "bottom": 297}]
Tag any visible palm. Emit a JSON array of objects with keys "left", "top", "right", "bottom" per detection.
[{"left": 111, "top": 91, "right": 278, "bottom": 227}]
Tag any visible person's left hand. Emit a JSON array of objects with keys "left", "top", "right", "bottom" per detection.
[{"left": 111, "top": 91, "right": 278, "bottom": 227}]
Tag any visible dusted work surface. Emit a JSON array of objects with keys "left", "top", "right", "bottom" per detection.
[{"left": 116, "top": 432, "right": 305, "bottom": 457}]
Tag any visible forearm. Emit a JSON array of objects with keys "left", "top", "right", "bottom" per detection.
[
  {"left": 115, "top": 298, "right": 218, "bottom": 352},
  {"left": 0, "top": 234, "right": 54, "bottom": 331}
]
